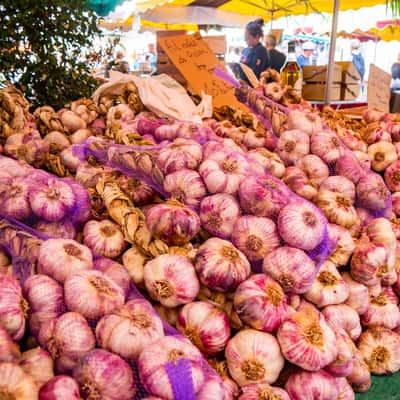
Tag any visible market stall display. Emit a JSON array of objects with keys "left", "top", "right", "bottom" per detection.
[{"left": 0, "top": 61, "right": 400, "bottom": 400}]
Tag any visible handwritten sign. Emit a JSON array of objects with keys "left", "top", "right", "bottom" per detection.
[
  {"left": 158, "top": 32, "right": 246, "bottom": 110},
  {"left": 368, "top": 64, "right": 391, "bottom": 112}
]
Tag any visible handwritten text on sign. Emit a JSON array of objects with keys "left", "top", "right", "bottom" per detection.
[
  {"left": 158, "top": 33, "right": 244, "bottom": 109},
  {"left": 368, "top": 64, "right": 391, "bottom": 112}
]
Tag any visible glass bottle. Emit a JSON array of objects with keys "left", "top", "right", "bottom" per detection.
[{"left": 281, "top": 41, "right": 302, "bottom": 95}]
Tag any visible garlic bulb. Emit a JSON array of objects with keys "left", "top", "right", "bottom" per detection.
[
  {"left": 60, "top": 147, "right": 81, "bottom": 172},
  {"left": 208, "top": 359, "right": 239, "bottom": 400},
  {"left": 231, "top": 216, "right": 279, "bottom": 262},
  {"left": 44, "top": 131, "right": 70, "bottom": 151},
  {"left": 24, "top": 274, "right": 65, "bottom": 336},
  {"left": 203, "top": 138, "right": 244, "bottom": 158},
  {"left": 0, "top": 176, "right": 31, "bottom": 220},
  {"left": 0, "top": 275, "right": 28, "bottom": 340},
  {"left": 278, "top": 202, "right": 326, "bottom": 251},
  {"left": 122, "top": 246, "right": 147, "bottom": 286},
  {"left": 225, "top": 329, "right": 284, "bottom": 387},
  {"left": 29, "top": 178, "right": 75, "bottom": 221},
  {"left": 277, "top": 304, "right": 337, "bottom": 371},
  {"left": 327, "top": 224, "right": 355, "bottom": 267},
  {"left": 358, "top": 327, "right": 400, "bottom": 375},
  {"left": 234, "top": 274, "right": 290, "bottom": 332},
  {"left": 350, "top": 241, "right": 390, "bottom": 287},
  {"left": 239, "top": 175, "right": 290, "bottom": 219},
  {"left": 164, "top": 169, "right": 207, "bottom": 209},
  {"left": 138, "top": 336, "right": 206, "bottom": 399},
  {"left": 285, "top": 370, "right": 339, "bottom": 400},
  {"left": 38, "top": 239, "right": 93, "bottom": 283},
  {"left": 392, "top": 192, "right": 400, "bottom": 216},
  {"left": 196, "top": 374, "right": 225, "bottom": 400},
  {"left": 342, "top": 272, "right": 370, "bottom": 315},
  {"left": 263, "top": 246, "right": 316, "bottom": 294},
  {"left": 74, "top": 349, "right": 136, "bottom": 400},
  {"left": 199, "top": 193, "right": 240, "bottom": 239},
  {"left": 199, "top": 151, "right": 249, "bottom": 194},
  {"left": 195, "top": 238, "right": 251, "bottom": 292},
  {"left": 119, "top": 176, "right": 155, "bottom": 206},
  {"left": 38, "top": 312, "right": 95, "bottom": 373},
  {"left": 287, "top": 110, "right": 323, "bottom": 136},
  {"left": 239, "top": 382, "right": 290, "bottom": 400},
  {"left": 356, "top": 173, "right": 391, "bottom": 214},
  {"left": 316, "top": 190, "right": 358, "bottom": 229},
  {"left": 0, "top": 362, "right": 38, "bottom": 400},
  {"left": 368, "top": 141, "right": 397, "bottom": 172},
  {"left": 177, "top": 301, "right": 230, "bottom": 356},
  {"left": 385, "top": 160, "right": 400, "bottom": 192},
  {"left": 19, "top": 347, "right": 54, "bottom": 388},
  {"left": 144, "top": 254, "right": 199, "bottom": 307},
  {"left": 298, "top": 154, "right": 329, "bottom": 188},
  {"left": 154, "top": 122, "right": 180, "bottom": 141},
  {"left": 320, "top": 176, "right": 356, "bottom": 203},
  {"left": 83, "top": 220, "right": 127, "bottom": 259},
  {"left": 145, "top": 200, "right": 200, "bottom": 246},
  {"left": 347, "top": 347, "right": 371, "bottom": 393},
  {"left": 39, "top": 375, "right": 81, "bottom": 400},
  {"left": 157, "top": 138, "right": 203, "bottom": 174},
  {"left": 277, "top": 129, "right": 310, "bottom": 166},
  {"left": 0, "top": 324, "right": 20, "bottom": 362},
  {"left": 336, "top": 153, "right": 366, "bottom": 185},
  {"left": 304, "top": 261, "right": 349, "bottom": 307},
  {"left": 322, "top": 304, "right": 362, "bottom": 341},
  {"left": 247, "top": 148, "right": 285, "bottom": 178},
  {"left": 35, "top": 219, "right": 76, "bottom": 239},
  {"left": 64, "top": 270, "right": 125, "bottom": 319},
  {"left": 283, "top": 166, "right": 317, "bottom": 200},
  {"left": 336, "top": 377, "right": 355, "bottom": 400},
  {"left": 311, "top": 130, "right": 344, "bottom": 164},
  {"left": 361, "top": 286, "right": 400, "bottom": 329}
]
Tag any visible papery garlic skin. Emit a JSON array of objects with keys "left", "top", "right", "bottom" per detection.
[
  {"left": 342, "top": 272, "right": 370, "bottom": 315},
  {"left": 83, "top": 220, "right": 127, "bottom": 259},
  {"left": 311, "top": 130, "right": 343, "bottom": 164},
  {"left": 283, "top": 166, "right": 317, "bottom": 200},
  {"left": 96, "top": 298, "right": 164, "bottom": 360},
  {"left": 225, "top": 329, "right": 284, "bottom": 387},
  {"left": 320, "top": 176, "right": 356, "bottom": 203},
  {"left": 368, "top": 141, "right": 397, "bottom": 172},
  {"left": 285, "top": 370, "right": 339, "bottom": 400},
  {"left": 35, "top": 219, "right": 76, "bottom": 239},
  {"left": 277, "top": 305, "right": 337, "bottom": 371},
  {"left": 19, "top": 347, "right": 54, "bottom": 388},
  {"left": 195, "top": 238, "right": 251, "bottom": 292},
  {"left": 199, "top": 193, "right": 240, "bottom": 239},
  {"left": 138, "top": 336, "right": 205, "bottom": 399},
  {"left": 278, "top": 202, "right": 326, "bottom": 251},
  {"left": 358, "top": 327, "right": 400, "bottom": 375},
  {"left": 38, "top": 312, "right": 95, "bottom": 373},
  {"left": 177, "top": 301, "right": 230, "bottom": 356},
  {"left": 347, "top": 347, "right": 372, "bottom": 393},
  {"left": 322, "top": 304, "right": 362, "bottom": 341},
  {"left": 38, "top": 239, "right": 93, "bottom": 283},
  {"left": 361, "top": 286, "right": 400, "bottom": 329},
  {"left": 234, "top": 274, "right": 290, "bottom": 332},
  {"left": 277, "top": 129, "right": 310, "bottom": 166},
  {"left": 336, "top": 377, "right": 355, "bottom": 400},
  {"left": 385, "top": 160, "right": 400, "bottom": 192},
  {"left": 145, "top": 201, "right": 201, "bottom": 246},
  {"left": 356, "top": 173, "right": 391, "bottom": 214},
  {"left": 74, "top": 349, "right": 136, "bottom": 400},
  {"left": 298, "top": 154, "right": 329, "bottom": 187},
  {"left": 24, "top": 274, "right": 65, "bottom": 336},
  {"left": 305, "top": 261, "right": 349, "bottom": 308},
  {"left": 231, "top": 216, "right": 279, "bottom": 262},
  {"left": 122, "top": 246, "right": 147, "bottom": 286},
  {"left": 263, "top": 246, "right": 316, "bottom": 294},
  {"left": 207, "top": 359, "right": 239, "bottom": 400},
  {"left": 39, "top": 375, "right": 81, "bottom": 400},
  {"left": 196, "top": 374, "right": 225, "bottom": 400},
  {"left": 247, "top": 148, "right": 286, "bottom": 178},
  {"left": 239, "top": 381, "right": 291, "bottom": 400},
  {"left": 327, "top": 225, "right": 355, "bottom": 267},
  {"left": 0, "top": 362, "right": 38, "bottom": 400},
  {"left": 0, "top": 176, "right": 31, "bottom": 220},
  {"left": 287, "top": 110, "right": 323, "bottom": 136},
  {"left": 0, "top": 275, "right": 27, "bottom": 340},
  {"left": 29, "top": 178, "right": 75, "bottom": 221},
  {"left": 64, "top": 270, "right": 125, "bottom": 319},
  {"left": 144, "top": 254, "right": 199, "bottom": 307},
  {"left": 0, "top": 324, "right": 21, "bottom": 362},
  {"left": 199, "top": 150, "right": 249, "bottom": 194}
]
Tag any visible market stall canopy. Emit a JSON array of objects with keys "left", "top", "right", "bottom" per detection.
[{"left": 138, "top": 0, "right": 389, "bottom": 24}]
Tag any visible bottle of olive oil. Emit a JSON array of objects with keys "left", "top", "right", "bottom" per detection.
[{"left": 281, "top": 41, "right": 302, "bottom": 95}]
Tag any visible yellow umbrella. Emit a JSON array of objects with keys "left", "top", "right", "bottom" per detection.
[{"left": 371, "top": 25, "right": 400, "bottom": 41}]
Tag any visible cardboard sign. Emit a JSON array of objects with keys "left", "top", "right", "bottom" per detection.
[
  {"left": 239, "top": 63, "right": 260, "bottom": 88},
  {"left": 157, "top": 32, "right": 246, "bottom": 110},
  {"left": 368, "top": 64, "right": 391, "bottom": 112}
]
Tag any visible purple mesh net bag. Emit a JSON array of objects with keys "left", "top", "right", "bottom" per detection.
[{"left": 0, "top": 214, "right": 221, "bottom": 400}]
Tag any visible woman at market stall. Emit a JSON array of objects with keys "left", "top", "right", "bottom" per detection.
[{"left": 234, "top": 18, "right": 269, "bottom": 84}]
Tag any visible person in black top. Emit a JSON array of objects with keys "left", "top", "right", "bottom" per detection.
[
  {"left": 265, "top": 34, "right": 286, "bottom": 72},
  {"left": 235, "top": 19, "right": 268, "bottom": 84}
]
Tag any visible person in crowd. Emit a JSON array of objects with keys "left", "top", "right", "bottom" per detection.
[
  {"left": 297, "top": 41, "right": 314, "bottom": 68},
  {"left": 351, "top": 39, "right": 365, "bottom": 81},
  {"left": 235, "top": 18, "right": 269, "bottom": 83},
  {"left": 391, "top": 52, "right": 400, "bottom": 91},
  {"left": 265, "top": 34, "right": 286, "bottom": 72},
  {"left": 147, "top": 43, "right": 157, "bottom": 75},
  {"left": 105, "top": 50, "right": 130, "bottom": 77},
  {"left": 228, "top": 47, "right": 241, "bottom": 63}
]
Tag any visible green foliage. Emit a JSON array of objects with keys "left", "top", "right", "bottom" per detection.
[{"left": 0, "top": 0, "right": 100, "bottom": 108}]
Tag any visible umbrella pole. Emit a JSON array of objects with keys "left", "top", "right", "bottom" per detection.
[{"left": 324, "top": 0, "right": 340, "bottom": 105}]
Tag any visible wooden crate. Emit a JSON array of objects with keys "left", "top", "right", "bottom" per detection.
[
  {"left": 337, "top": 61, "right": 361, "bottom": 101},
  {"left": 341, "top": 83, "right": 361, "bottom": 101},
  {"left": 302, "top": 83, "right": 341, "bottom": 101},
  {"left": 303, "top": 64, "right": 342, "bottom": 84}
]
